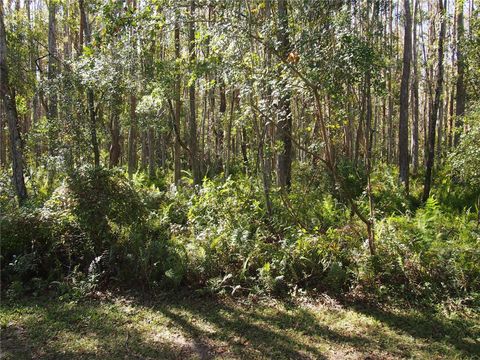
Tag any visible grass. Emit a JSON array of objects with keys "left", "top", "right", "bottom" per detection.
[{"left": 1, "top": 292, "right": 479, "bottom": 359}]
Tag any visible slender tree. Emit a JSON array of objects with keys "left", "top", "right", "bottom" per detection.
[
  {"left": 399, "top": 0, "right": 412, "bottom": 191},
  {"left": 411, "top": 0, "right": 420, "bottom": 174},
  {"left": 454, "top": 0, "right": 466, "bottom": 146},
  {"left": 47, "top": 0, "right": 58, "bottom": 155},
  {"left": 189, "top": 0, "right": 201, "bottom": 185},
  {"left": 79, "top": 0, "right": 100, "bottom": 167},
  {"left": 0, "top": 0, "right": 27, "bottom": 203},
  {"left": 173, "top": 15, "right": 181, "bottom": 185},
  {"left": 276, "top": 0, "right": 293, "bottom": 190},
  {"left": 423, "top": 0, "right": 446, "bottom": 201}
]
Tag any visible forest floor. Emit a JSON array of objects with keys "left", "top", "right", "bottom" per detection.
[{"left": 1, "top": 292, "right": 479, "bottom": 360}]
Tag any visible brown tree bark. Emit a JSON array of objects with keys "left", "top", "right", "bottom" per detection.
[
  {"left": 399, "top": 0, "right": 412, "bottom": 192},
  {"left": 109, "top": 99, "right": 121, "bottom": 168},
  {"left": 173, "top": 16, "right": 181, "bottom": 185},
  {"left": 276, "top": 0, "right": 292, "bottom": 190},
  {"left": 423, "top": 0, "right": 446, "bottom": 202},
  {"left": 189, "top": 0, "right": 201, "bottom": 185},
  {"left": 0, "top": 101, "right": 6, "bottom": 167},
  {"left": 148, "top": 126, "right": 155, "bottom": 179},
  {"left": 79, "top": 0, "right": 99, "bottom": 167},
  {"left": 0, "top": 0, "right": 28, "bottom": 203},
  {"left": 128, "top": 94, "right": 137, "bottom": 176},
  {"left": 411, "top": 0, "right": 420, "bottom": 175},
  {"left": 454, "top": 0, "right": 465, "bottom": 146},
  {"left": 387, "top": 0, "right": 394, "bottom": 163},
  {"left": 47, "top": 0, "right": 58, "bottom": 156}
]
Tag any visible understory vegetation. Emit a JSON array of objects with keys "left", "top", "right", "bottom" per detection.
[{"left": 2, "top": 144, "right": 479, "bottom": 306}]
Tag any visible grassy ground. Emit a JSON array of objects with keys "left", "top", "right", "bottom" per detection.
[{"left": 1, "top": 292, "right": 479, "bottom": 359}]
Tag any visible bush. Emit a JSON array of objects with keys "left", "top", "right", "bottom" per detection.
[
  {"left": 1, "top": 167, "right": 183, "bottom": 292},
  {"left": 362, "top": 197, "right": 480, "bottom": 302}
]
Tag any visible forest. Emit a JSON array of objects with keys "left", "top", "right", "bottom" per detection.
[{"left": 1, "top": 0, "right": 479, "bottom": 358}]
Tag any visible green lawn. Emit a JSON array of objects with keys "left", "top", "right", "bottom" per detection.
[{"left": 1, "top": 293, "right": 479, "bottom": 359}]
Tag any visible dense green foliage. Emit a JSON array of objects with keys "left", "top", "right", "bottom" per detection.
[{"left": 2, "top": 148, "right": 479, "bottom": 305}]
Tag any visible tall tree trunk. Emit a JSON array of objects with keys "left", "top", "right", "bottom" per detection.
[
  {"left": 225, "top": 89, "right": 235, "bottom": 178},
  {"left": 47, "top": 0, "right": 57, "bottom": 156},
  {"left": 189, "top": 0, "right": 201, "bottom": 185},
  {"left": 241, "top": 126, "right": 248, "bottom": 172},
  {"left": 423, "top": 0, "right": 446, "bottom": 202},
  {"left": 276, "top": 0, "right": 292, "bottom": 190},
  {"left": 128, "top": 94, "right": 137, "bottom": 176},
  {"left": 217, "top": 79, "right": 226, "bottom": 171},
  {"left": 259, "top": 0, "right": 273, "bottom": 216},
  {"left": 0, "top": 0, "right": 28, "bottom": 203},
  {"left": 437, "top": 89, "right": 444, "bottom": 161},
  {"left": 387, "top": 0, "right": 394, "bottom": 163},
  {"left": 173, "top": 16, "right": 181, "bottom": 185},
  {"left": 365, "top": 72, "right": 376, "bottom": 256},
  {"left": 454, "top": 0, "right": 465, "bottom": 146},
  {"left": 399, "top": 0, "right": 412, "bottom": 192},
  {"left": 109, "top": 99, "right": 121, "bottom": 167},
  {"left": 411, "top": 0, "right": 420, "bottom": 174},
  {"left": 79, "top": 0, "right": 99, "bottom": 167},
  {"left": 0, "top": 101, "right": 6, "bottom": 167}
]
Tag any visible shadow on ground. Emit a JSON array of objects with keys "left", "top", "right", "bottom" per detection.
[
  {"left": 1, "top": 294, "right": 478, "bottom": 359},
  {"left": 347, "top": 302, "right": 480, "bottom": 358}
]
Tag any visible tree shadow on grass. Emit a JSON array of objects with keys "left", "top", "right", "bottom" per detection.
[
  {"left": 147, "top": 296, "right": 385, "bottom": 359},
  {"left": 155, "top": 303, "right": 328, "bottom": 359},
  {"left": 2, "top": 295, "right": 479, "bottom": 359},
  {"left": 1, "top": 300, "right": 182, "bottom": 360},
  {"left": 346, "top": 303, "right": 480, "bottom": 359}
]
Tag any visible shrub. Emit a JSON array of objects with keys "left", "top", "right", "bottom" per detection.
[{"left": 363, "top": 198, "right": 480, "bottom": 302}]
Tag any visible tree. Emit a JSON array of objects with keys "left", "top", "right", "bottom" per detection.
[
  {"left": 423, "top": 0, "right": 446, "bottom": 201},
  {"left": 47, "top": 0, "right": 58, "bottom": 156},
  {"left": 399, "top": 0, "right": 412, "bottom": 192},
  {"left": 454, "top": 0, "right": 466, "bottom": 146},
  {"left": 276, "top": 0, "right": 293, "bottom": 190},
  {"left": 0, "top": 0, "right": 27, "bottom": 203},
  {"left": 189, "top": 0, "right": 201, "bottom": 185},
  {"left": 411, "top": 0, "right": 420, "bottom": 174},
  {"left": 173, "top": 15, "right": 181, "bottom": 185},
  {"left": 79, "top": 0, "right": 100, "bottom": 167}
]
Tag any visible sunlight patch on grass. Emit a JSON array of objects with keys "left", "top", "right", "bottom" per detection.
[{"left": 1, "top": 295, "right": 478, "bottom": 359}]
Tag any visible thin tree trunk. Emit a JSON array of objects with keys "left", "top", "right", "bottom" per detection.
[
  {"left": 128, "top": 94, "right": 137, "bottom": 176},
  {"left": 423, "top": 0, "right": 446, "bottom": 201},
  {"left": 0, "top": 101, "right": 6, "bottom": 167},
  {"left": 79, "top": 0, "right": 99, "bottom": 167},
  {"left": 0, "top": 0, "right": 28, "bottom": 203},
  {"left": 276, "top": 0, "right": 292, "bottom": 190},
  {"left": 387, "top": 0, "right": 394, "bottom": 163},
  {"left": 225, "top": 89, "right": 235, "bottom": 178},
  {"left": 260, "top": 0, "right": 273, "bottom": 216},
  {"left": 148, "top": 126, "right": 155, "bottom": 178},
  {"left": 399, "top": 0, "right": 412, "bottom": 191},
  {"left": 47, "top": 0, "right": 57, "bottom": 156},
  {"left": 141, "top": 130, "right": 148, "bottom": 171},
  {"left": 365, "top": 72, "right": 376, "bottom": 256},
  {"left": 241, "top": 126, "right": 248, "bottom": 172},
  {"left": 411, "top": 0, "right": 420, "bottom": 175},
  {"left": 109, "top": 99, "right": 121, "bottom": 167},
  {"left": 189, "top": 0, "right": 201, "bottom": 185},
  {"left": 174, "top": 16, "right": 181, "bottom": 184},
  {"left": 454, "top": 0, "right": 465, "bottom": 146}
]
